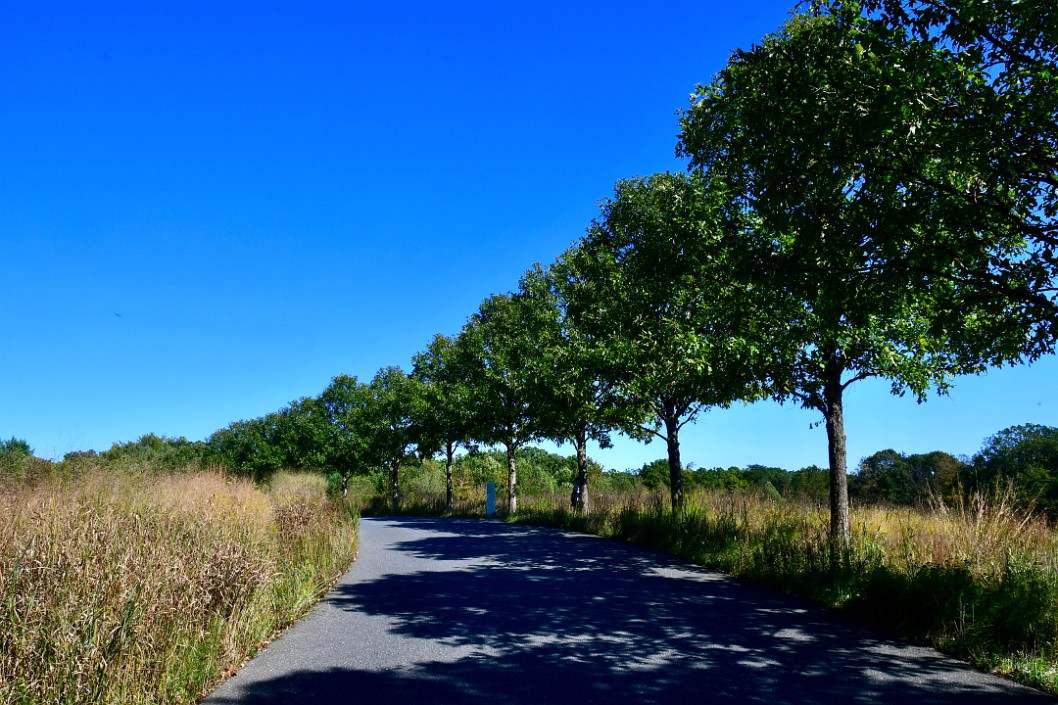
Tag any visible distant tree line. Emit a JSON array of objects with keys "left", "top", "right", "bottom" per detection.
[{"left": 5, "top": 423, "right": 1058, "bottom": 522}]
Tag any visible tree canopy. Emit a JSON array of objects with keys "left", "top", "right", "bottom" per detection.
[
  {"left": 969, "top": 424, "right": 1058, "bottom": 513},
  {"left": 677, "top": 11, "right": 1040, "bottom": 550},
  {"left": 813, "top": 0, "right": 1058, "bottom": 354}
]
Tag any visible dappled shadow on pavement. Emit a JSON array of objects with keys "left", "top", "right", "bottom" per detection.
[{"left": 207, "top": 517, "right": 1053, "bottom": 704}]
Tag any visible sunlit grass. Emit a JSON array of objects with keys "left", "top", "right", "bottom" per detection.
[
  {"left": 0, "top": 466, "right": 358, "bottom": 705},
  {"left": 510, "top": 485, "right": 1058, "bottom": 695}
]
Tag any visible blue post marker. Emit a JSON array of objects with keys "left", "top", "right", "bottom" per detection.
[{"left": 486, "top": 483, "right": 496, "bottom": 517}]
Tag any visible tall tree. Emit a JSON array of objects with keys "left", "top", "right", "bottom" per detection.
[
  {"left": 514, "top": 263, "right": 629, "bottom": 512},
  {"left": 458, "top": 293, "right": 545, "bottom": 514},
  {"left": 562, "top": 173, "right": 763, "bottom": 511},
  {"left": 677, "top": 14, "right": 1021, "bottom": 551},
  {"left": 412, "top": 334, "right": 475, "bottom": 510},
  {"left": 318, "top": 374, "right": 374, "bottom": 479}
]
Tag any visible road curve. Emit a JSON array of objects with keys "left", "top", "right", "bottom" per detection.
[{"left": 204, "top": 516, "right": 1053, "bottom": 704}]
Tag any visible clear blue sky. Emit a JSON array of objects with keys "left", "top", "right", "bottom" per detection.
[{"left": 2, "top": 1, "right": 1056, "bottom": 472}]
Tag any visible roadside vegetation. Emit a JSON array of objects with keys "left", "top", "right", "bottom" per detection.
[
  {"left": 516, "top": 486, "right": 1058, "bottom": 694},
  {"left": 5, "top": 0, "right": 1057, "bottom": 700},
  {"left": 0, "top": 460, "right": 357, "bottom": 705},
  {"left": 341, "top": 440, "right": 1058, "bottom": 695}
]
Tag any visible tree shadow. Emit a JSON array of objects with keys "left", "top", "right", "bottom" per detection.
[{"left": 206, "top": 517, "right": 1052, "bottom": 704}]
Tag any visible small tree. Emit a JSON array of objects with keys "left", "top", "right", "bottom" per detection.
[
  {"left": 0, "top": 437, "right": 32, "bottom": 457},
  {"left": 0, "top": 437, "right": 35, "bottom": 478},
  {"left": 318, "top": 374, "right": 374, "bottom": 481},
  {"left": 366, "top": 366, "right": 422, "bottom": 511},
  {"left": 412, "top": 334, "right": 475, "bottom": 510}
]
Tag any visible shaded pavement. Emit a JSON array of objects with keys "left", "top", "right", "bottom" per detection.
[{"left": 203, "top": 516, "right": 1053, "bottom": 704}]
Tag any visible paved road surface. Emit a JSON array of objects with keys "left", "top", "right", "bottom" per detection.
[{"left": 204, "top": 516, "right": 1053, "bottom": 704}]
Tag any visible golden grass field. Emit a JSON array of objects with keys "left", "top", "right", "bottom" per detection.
[{"left": 0, "top": 468, "right": 358, "bottom": 705}]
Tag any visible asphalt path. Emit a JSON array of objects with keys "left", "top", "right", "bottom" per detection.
[{"left": 203, "top": 516, "right": 1054, "bottom": 704}]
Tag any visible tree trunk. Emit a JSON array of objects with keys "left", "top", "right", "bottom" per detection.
[
  {"left": 506, "top": 441, "right": 518, "bottom": 514},
  {"left": 573, "top": 422, "right": 588, "bottom": 513},
  {"left": 823, "top": 357, "right": 850, "bottom": 557},
  {"left": 391, "top": 461, "right": 401, "bottom": 513},
  {"left": 445, "top": 441, "right": 455, "bottom": 511},
  {"left": 664, "top": 409, "right": 683, "bottom": 512}
]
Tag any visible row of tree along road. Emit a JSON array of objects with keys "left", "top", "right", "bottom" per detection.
[
  {"left": 7, "top": 422, "right": 1058, "bottom": 516},
  {"left": 9, "top": 1, "right": 1055, "bottom": 558},
  {"left": 164, "top": 1, "right": 1058, "bottom": 555}
]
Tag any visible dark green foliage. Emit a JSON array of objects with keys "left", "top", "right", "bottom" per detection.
[
  {"left": 318, "top": 375, "right": 376, "bottom": 478},
  {"left": 62, "top": 449, "right": 98, "bottom": 464},
  {"left": 564, "top": 173, "right": 763, "bottom": 511},
  {"left": 822, "top": 0, "right": 1058, "bottom": 353},
  {"left": 100, "top": 434, "right": 210, "bottom": 472},
  {"left": 852, "top": 554, "right": 1058, "bottom": 658},
  {"left": 854, "top": 449, "right": 965, "bottom": 507},
  {"left": 0, "top": 437, "right": 48, "bottom": 481},
  {"left": 209, "top": 418, "right": 287, "bottom": 480},
  {"left": 688, "top": 467, "right": 750, "bottom": 492},
  {"left": 742, "top": 464, "right": 791, "bottom": 496},
  {"left": 676, "top": 10, "right": 1039, "bottom": 551},
  {"left": 209, "top": 395, "right": 335, "bottom": 480},
  {"left": 967, "top": 424, "right": 1058, "bottom": 514},
  {"left": 325, "top": 471, "right": 344, "bottom": 498},
  {"left": 636, "top": 459, "right": 672, "bottom": 490},
  {"left": 411, "top": 334, "right": 475, "bottom": 510},
  {"left": 639, "top": 460, "right": 829, "bottom": 502},
  {"left": 786, "top": 466, "right": 829, "bottom": 504},
  {"left": 365, "top": 366, "right": 423, "bottom": 510},
  {"left": 516, "top": 446, "right": 579, "bottom": 484},
  {"left": 520, "top": 263, "right": 631, "bottom": 512},
  {"left": 856, "top": 449, "right": 919, "bottom": 505},
  {"left": 0, "top": 437, "right": 32, "bottom": 456}
]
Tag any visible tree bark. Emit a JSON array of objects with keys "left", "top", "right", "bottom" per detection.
[
  {"left": 506, "top": 441, "right": 518, "bottom": 514},
  {"left": 391, "top": 462, "right": 401, "bottom": 513},
  {"left": 444, "top": 441, "right": 454, "bottom": 511},
  {"left": 823, "top": 356, "right": 850, "bottom": 557},
  {"left": 664, "top": 407, "right": 683, "bottom": 512},
  {"left": 573, "top": 422, "right": 588, "bottom": 513}
]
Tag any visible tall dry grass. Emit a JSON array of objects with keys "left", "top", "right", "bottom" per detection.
[{"left": 0, "top": 467, "right": 358, "bottom": 705}]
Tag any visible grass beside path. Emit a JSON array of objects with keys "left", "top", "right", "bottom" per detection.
[
  {"left": 0, "top": 468, "right": 358, "bottom": 705},
  {"left": 508, "top": 488, "right": 1058, "bottom": 696}
]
